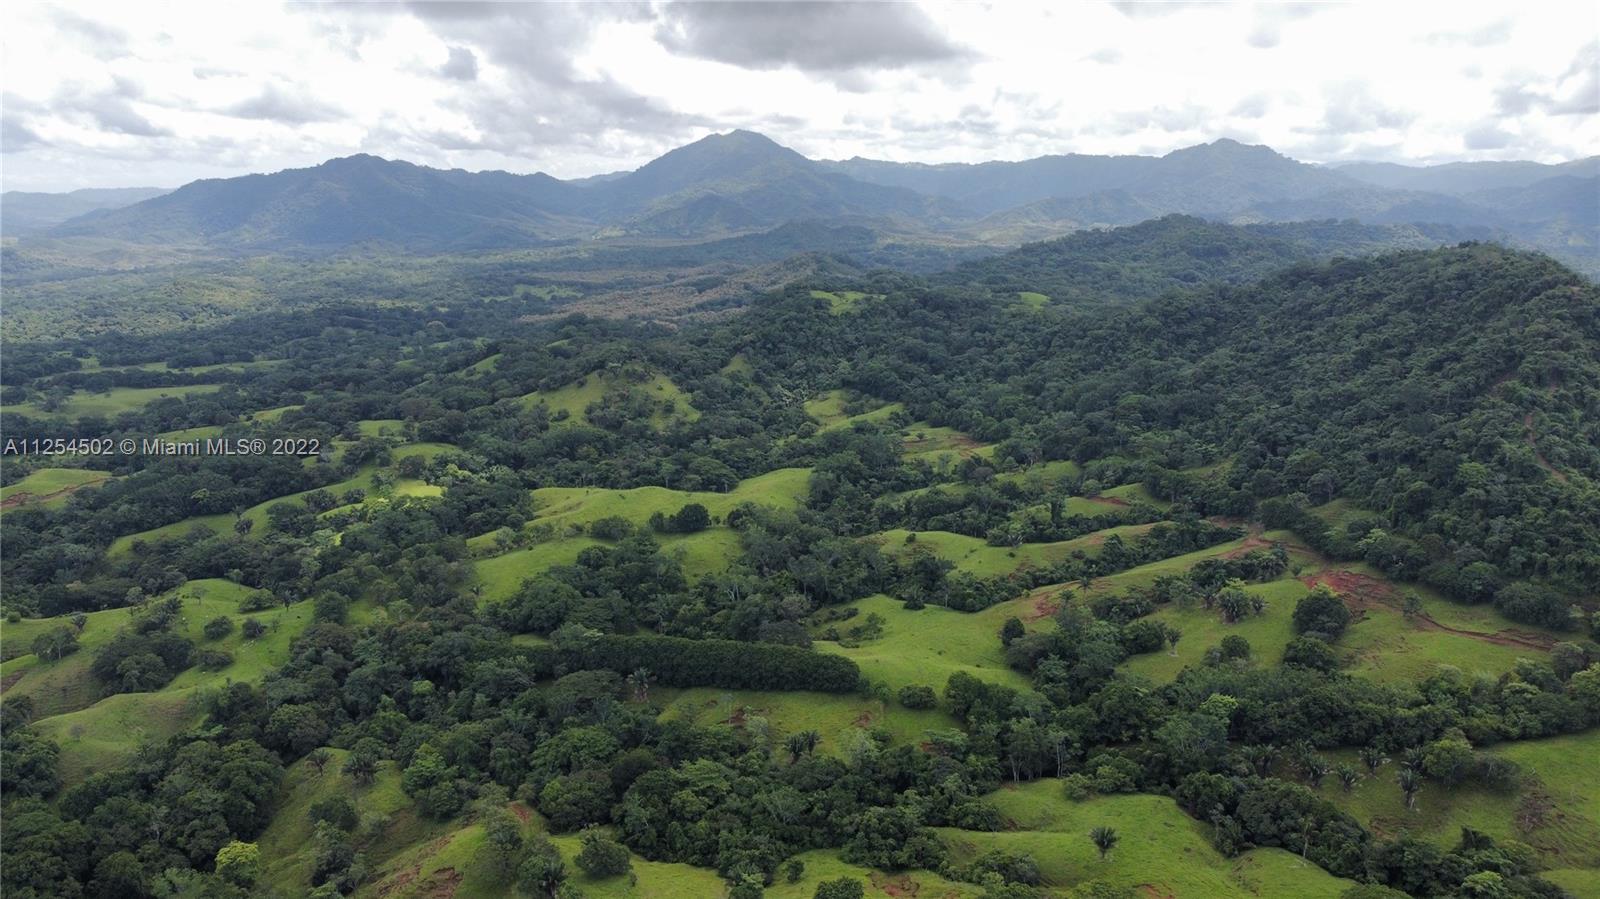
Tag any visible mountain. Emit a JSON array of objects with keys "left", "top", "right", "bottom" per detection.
[
  {"left": 47, "top": 155, "right": 590, "bottom": 252},
  {"left": 27, "top": 133, "right": 1598, "bottom": 272},
  {"left": 938, "top": 214, "right": 1486, "bottom": 304},
  {"left": 1, "top": 187, "right": 169, "bottom": 235},
  {"left": 1335, "top": 156, "right": 1600, "bottom": 195}
]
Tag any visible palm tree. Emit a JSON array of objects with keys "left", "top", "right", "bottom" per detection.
[
  {"left": 1398, "top": 767, "right": 1422, "bottom": 811},
  {"left": 1360, "top": 745, "right": 1388, "bottom": 774},
  {"left": 1336, "top": 763, "right": 1361, "bottom": 792},
  {"left": 1090, "top": 826, "right": 1119, "bottom": 861}
]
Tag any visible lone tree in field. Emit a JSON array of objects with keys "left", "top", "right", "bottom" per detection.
[
  {"left": 1398, "top": 767, "right": 1422, "bottom": 811},
  {"left": 1090, "top": 826, "right": 1119, "bottom": 860}
]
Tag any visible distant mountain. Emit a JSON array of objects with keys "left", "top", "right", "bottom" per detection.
[
  {"left": 1, "top": 187, "right": 169, "bottom": 235},
  {"left": 1335, "top": 157, "right": 1600, "bottom": 195},
  {"left": 27, "top": 132, "right": 1597, "bottom": 272},
  {"left": 940, "top": 214, "right": 1486, "bottom": 304}
]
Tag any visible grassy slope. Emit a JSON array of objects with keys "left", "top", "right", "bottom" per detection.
[
  {"left": 0, "top": 468, "right": 112, "bottom": 507},
  {"left": 804, "top": 390, "right": 904, "bottom": 431},
  {"left": 945, "top": 780, "right": 1356, "bottom": 897},
  {"left": 657, "top": 687, "right": 955, "bottom": 759},
  {"left": 0, "top": 384, "right": 222, "bottom": 418},
  {"left": 518, "top": 371, "right": 699, "bottom": 427},
  {"left": 1323, "top": 729, "right": 1600, "bottom": 872},
  {"left": 818, "top": 594, "right": 1032, "bottom": 697},
  {"left": 108, "top": 446, "right": 446, "bottom": 553},
  {"left": 3, "top": 578, "right": 363, "bottom": 785},
  {"left": 874, "top": 524, "right": 1158, "bottom": 578}
]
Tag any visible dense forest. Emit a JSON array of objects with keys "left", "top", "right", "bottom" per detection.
[{"left": 1, "top": 228, "right": 1597, "bottom": 899}]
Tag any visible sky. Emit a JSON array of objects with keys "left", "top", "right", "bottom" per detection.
[{"left": 2, "top": 1, "right": 1596, "bottom": 191}]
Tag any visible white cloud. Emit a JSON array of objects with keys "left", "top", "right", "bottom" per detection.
[{"left": 0, "top": 0, "right": 1595, "bottom": 190}]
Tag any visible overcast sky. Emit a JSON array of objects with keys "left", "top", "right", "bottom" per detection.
[{"left": 3, "top": 1, "right": 1596, "bottom": 191}]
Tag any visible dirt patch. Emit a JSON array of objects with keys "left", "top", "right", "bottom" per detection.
[
  {"left": 0, "top": 476, "right": 109, "bottom": 510},
  {"left": 1138, "top": 885, "right": 1178, "bottom": 899},
  {"left": 1086, "top": 495, "right": 1130, "bottom": 507},
  {"left": 1303, "top": 570, "right": 1558, "bottom": 651},
  {"left": 509, "top": 802, "right": 532, "bottom": 824},
  {"left": 1027, "top": 591, "right": 1062, "bottom": 621},
  {"left": 872, "top": 872, "right": 921, "bottom": 897},
  {"left": 853, "top": 709, "right": 876, "bottom": 728},
  {"left": 421, "top": 866, "right": 462, "bottom": 899},
  {"left": 375, "top": 864, "right": 420, "bottom": 898},
  {"left": 0, "top": 669, "right": 26, "bottom": 694}
]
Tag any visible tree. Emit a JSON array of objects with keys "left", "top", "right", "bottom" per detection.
[
  {"left": 814, "top": 877, "right": 865, "bottom": 899},
  {"left": 203, "top": 616, "right": 234, "bottom": 640},
  {"left": 1397, "top": 767, "right": 1421, "bottom": 811},
  {"left": 1000, "top": 617, "right": 1026, "bottom": 647},
  {"left": 242, "top": 618, "right": 266, "bottom": 639},
  {"left": 1166, "top": 626, "right": 1182, "bottom": 656},
  {"left": 575, "top": 830, "right": 631, "bottom": 877},
  {"left": 1336, "top": 764, "right": 1361, "bottom": 792},
  {"left": 1090, "top": 826, "right": 1119, "bottom": 860},
  {"left": 517, "top": 838, "right": 567, "bottom": 898},
  {"left": 481, "top": 804, "right": 526, "bottom": 879},
  {"left": 1292, "top": 585, "right": 1351, "bottom": 639},
  {"left": 306, "top": 748, "right": 333, "bottom": 776},
  {"left": 897, "top": 685, "right": 937, "bottom": 709},
  {"left": 785, "top": 730, "right": 821, "bottom": 762},
  {"left": 1360, "top": 745, "right": 1388, "bottom": 774},
  {"left": 30, "top": 626, "right": 78, "bottom": 661}
]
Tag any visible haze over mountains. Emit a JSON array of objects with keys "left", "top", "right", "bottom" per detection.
[{"left": 3, "top": 130, "right": 1595, "bottom": 274}]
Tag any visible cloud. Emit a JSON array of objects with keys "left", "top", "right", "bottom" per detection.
[
  {"left": 1086, "top": 47, "right": 1124, "bottom": 65},
  {"left": 1463, "top": 122, "right": 1514, "bottom": 150},
  {"left": 224, "top": 85, "right": 344, "bottom": 124},
  {"left": 439, "top": 46, "right": 478, "bottom": 81},
  {"left": 652, "top": 2, "right": 973, "bottom": 76},
  {"left": 48, "top": 9, "right": 130, "bottom": 55},
  {"left": 1230, "top": 94, "right": 1271, "bottom": 119},
  {"left": 70, "top": 91, "right": 170, "bottom": 137},
  {"left": 2, "top": 113, "right": 47, "bottom": 153},
  {"left": 1425, "top": 19, "right": 1512, "bottom": 47},
  {"left": 1247, "top": 3, "right": 1322, "bottom": 50},
  {"left": 1314, "top": 81, "right": 1414, "bottom": 134},
  {"left": 1106, "top": 2, "right": 1210, "bottom": 19}
]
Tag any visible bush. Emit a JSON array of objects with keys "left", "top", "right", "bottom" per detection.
[
  {"left": 242, "top": 618, "right": 266, "bottom": 639},
  {"left": 575, "top": 830, "right": 632, "bottom": 877},
  {"left": 1283, "top": 636, "right": 1339, "bottom": 672},
  {"left": 1293, "top": 585, "right": 1352, "bottom": 639},
  {"left": 815, "top": 877, "right": 865, "bottom": 899},
  {"left": 203, "top": 616, "right": 234, "bottom": 640},
  {"left": 197, "top": 649, "right": 233, "bottom": 671},
  {"left": 897, "top": 684, "right": 937, "bottom": 709}
]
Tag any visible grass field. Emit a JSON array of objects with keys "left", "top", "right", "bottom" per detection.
[
  {"left": 530, "top": 467, "right": 810, "bottom": 530},
  {"left": 0, "top": 467, "right": 111, "bottom": 508},
  {"left": 356, "top": 418, "right": 407, "bottom": 437},
  {"left": 809, "top": 289, "right": 877, "bottom": 314},
  {"left": 901, "top": 422, "right": 995, "bottom": 464},
  {"left": 944, "top": 781, "right": 1357, "bottom": 897},
  {"left": 1323, "top": 729, "right": 1600, "bottom": 871},
  {"left": 518, "top": 370, "right": 699, "bottom": 427},
  {"left": 1017, "top": 291, "right": 1050, "bottom": 309},
  {"left": 0, "top": 384, "right": 222, "bottom": 418},
  {"left": 156, "top": 423, "right": 226, "bottom": 441},
  {"left": 657, "top": 686, "right": 956, "bottom": 757},
  {"left": 475, "top": 537, "right": 604, "bottom": 602},
  {"left": 804, "top": 390, "right": 904, "bottom": 431},
  {"left": 4, "top": 577, "right": 370, "bottom": 786},
  {"left": 818, "top": 594, "right": 1033, "bottom": 697},
  {"left": 109, "top": 451, "right": 445, "bottom": 553},
  {"left": 874, "top": 525, "right": 1157, "bottom": 578}
]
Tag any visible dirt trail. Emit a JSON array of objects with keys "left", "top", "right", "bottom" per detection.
[
  {"left": 0, "top": 477, "right": 109, "bottom": 510},
  {"left": 1523, "top": 412, "right": 1570, "bottom": 484},
  {"left": 1302, "top": 570, "right": 1557, "bottom": 651}
]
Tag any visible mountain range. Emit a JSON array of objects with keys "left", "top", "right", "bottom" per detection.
[{"left": 3, "top": 131, "right": 1595, "bottom": 273}]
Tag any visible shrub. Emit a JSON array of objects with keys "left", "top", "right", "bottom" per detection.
[
  {"left": 203, "top": 616, "right": 234, "bottom": 640},
  {"left": 898, "top": 684, "right": 937, "bottom": 709}
]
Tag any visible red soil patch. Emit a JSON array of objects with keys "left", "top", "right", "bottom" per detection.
[
  {"left": 375, "top": 865, "right": 420, "bottom": 898},
  {"left": 853, "top": 709, "right": 876, "bottom": 728},
  {"left": 0, "top": 669, "right": 25, "bottom": 694},
  {"left": 421, "top": 866, "right": 462, "bottom": 899},
  {"left": 509, "top": 802, "right": 532, "bottom": 824},
  {"left": 1027, "top": 591, "right": 1062, "bottom": 621},
  {"left": 1303, "top": 570, "right": 1558, "bottom": 651}
]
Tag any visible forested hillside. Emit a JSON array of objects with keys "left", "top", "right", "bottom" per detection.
[{"left": 2, "top": 227, "right": 1597, "bottom": 899}]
